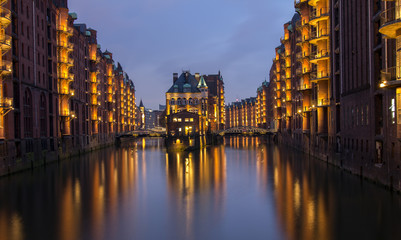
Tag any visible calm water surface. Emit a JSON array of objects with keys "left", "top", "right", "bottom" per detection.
[{"left": 0, "top": 137, "right": 401, "bottom": 240}]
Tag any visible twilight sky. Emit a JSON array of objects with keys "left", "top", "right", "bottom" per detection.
[{"left": 68, "top": 0, "right": 295, "bottom": 109}]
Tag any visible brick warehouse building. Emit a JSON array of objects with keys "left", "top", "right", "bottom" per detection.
[
  {"left": 246, "top": 0, "right": 401, "bottom": 190},
  {"left": 0, "top": 0, "right": 136, "bottom": 175}
]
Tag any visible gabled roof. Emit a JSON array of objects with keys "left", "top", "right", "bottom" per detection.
[
  {"left": 197, "top": 76, "right": 208, "bottom": 88},
  {"left": 166, "top": 72, "right": 201, "bottom": 93}
]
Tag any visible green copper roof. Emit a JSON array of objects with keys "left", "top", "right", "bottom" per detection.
[{"left": 197, "top": 76, "right": 208, "bottom": 88}]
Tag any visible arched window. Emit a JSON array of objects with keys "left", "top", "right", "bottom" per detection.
[
  {"left": 188, "top": 98, "right": 193, "bottom": 105},
  {"left": 23, "top": 88, "right": 33, "bottom": 138},
  {"left": 170, "top": 98, "right": 175, "bottom": 105},
  {"left": 182, "top": 98, "right": 187, "bottom": 105},
  {"left": 193, "top": 98, "right": 198, "bottom": 105},
  {"left": 39, "top": 93, "right": 47, "bottom": 137},
  {"left": 177, "top": 98, "right": 181, "bottom": 105}
]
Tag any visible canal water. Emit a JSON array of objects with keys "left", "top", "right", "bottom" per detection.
[{"left": 0, "top": 136, "right": 401, "bottom": 240}]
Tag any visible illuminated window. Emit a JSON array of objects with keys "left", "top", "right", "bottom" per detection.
[
  {"left": 190, "top": 118, "right": 194, "bottom": 122},
  {"left": 179, "top": 128, "right": 182, "bottom": 132},
  {"left": 173, "top": 118, "right": 178, "bottom": 122},
  {"left": 178, "top": 118, "right": 182, "bottom": 122},
  {"left": 185, "top": 118, "right": 189, "bottom": 122}
]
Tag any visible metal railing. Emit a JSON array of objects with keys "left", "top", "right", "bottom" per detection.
[
  {"left": 380, "top": 7, "right": 401, "bottom": 28},
  {"left": 381, "top": 66, "right": 401, "bottom": 82},
  {"left": 0, "top": 7, "right": 11, "bottom": 23},
  {"left": 0, "top": 97, "right": 12, "bottom": 108},
  {"left": 0, "top": 60, "right": 12, "bottom": 74},
  {"left": 310, "top": 28, "right": 329, "bottom": 41},
  {"left": 310, "top": 70, "right": 329, "bottom": 80},
  {"left": 58, "top": 57, "right": 73, "bottom": 65},
  {"left": 311, "top": 98, "right": 330, "bottom": 107},
  {"left": 0, "top": 34, "right": 11, "bottom": 51},
  {"left": 310, "top": 8, "right": 329, "bottom": 21},
  {"left": 57, "top": 25, "right": 73, "bottom": 35},
  {"left": 310, "top": 49, "right": 330, "bottom": 61},
  {"left": 57, "top": 40, "right": 74, "bottom": 50}
]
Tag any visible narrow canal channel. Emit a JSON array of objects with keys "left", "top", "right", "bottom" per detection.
[{"left": 0, "top": 136, "right": 400, "bottom": 240}]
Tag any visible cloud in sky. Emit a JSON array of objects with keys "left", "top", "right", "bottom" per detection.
[{"left": 68, "top": 0, "right": 295, "bottom": 109}]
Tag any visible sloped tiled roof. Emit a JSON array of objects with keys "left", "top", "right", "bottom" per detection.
[{"left": 167, "top": 72, "right": 201, "bottom": 93}]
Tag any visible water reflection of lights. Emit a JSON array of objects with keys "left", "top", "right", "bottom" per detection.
[{"left": 165, "top": 146, "right": 226, "bottom": 239}]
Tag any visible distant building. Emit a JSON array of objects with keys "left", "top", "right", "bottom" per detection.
[
  {"left": 165, "top": 71, "right": 209, "bottom": 136},
  {"left": 226, "top": 98, "right": 257, "bottom": 129},
  {"left": 203, "top": 72, "right": 225, "bottom": 131}
]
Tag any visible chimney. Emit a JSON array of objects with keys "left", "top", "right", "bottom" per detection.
[
  {"left": 173, "top": 73, "right": 178, "bottom": 83},
  {"left": 195, "top": 73, "right": 200, "bottom": 81}
]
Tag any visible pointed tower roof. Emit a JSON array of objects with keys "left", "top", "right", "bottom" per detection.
[
  {"left": 139, "top": 99, "right": 144, "bottom": 108},
  {"left": 197, "top": 76, "right": 208, "bottom": 88}
]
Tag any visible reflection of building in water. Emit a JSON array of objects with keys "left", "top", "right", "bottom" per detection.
[
  {"left": 56, "top": 146, "right": 140, "bottom": 240},
  {"left": 257, "top": 144, "right": 333, "bottom": 240},
  {"left": 165, "top": 146, "right": 226, "bottom": 238},
  {"left": 226, "top": 136, "right": 260, "bottom": 149}
]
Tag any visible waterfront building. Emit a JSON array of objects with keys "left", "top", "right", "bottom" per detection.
[
  {"left": 250, "top": 0, "right": 401, "bottom": 190},
  {"left": 165, "top": 71, "right": 208, "bottom": 137},
  {"left": 225, "top": 97, "right": 257, "bottom": 128},
  {"left": 203, "top": 72, "right": 225, "bottom": 131},
  {"left": 256, "top": 80, "right": 269, "bottom": 128},
  {"left": 0, "top": 0, "right": 136, "bottom": 175}
]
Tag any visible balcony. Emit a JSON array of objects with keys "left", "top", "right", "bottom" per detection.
[
  {"left": 58, "top": 73, "right": 74, "bottom": 82},
  {"left": 380, "top": 66, "right": 401, "bottom": 88},
  {"left": 57, "top": 40, "right": 74, "bottom": 51},
  {"left": 309, "top": 28, "right": 329, "bottom": 44},
  {"left": 0, "top": 96, "right": 12, "bottom": 108},
  {"left": 0, "top": 60, "right": 12, "bottom": 75},
  {"left": 299, "top": 82, "right": 312, "bottom": 91},
  {"left": 58, "top": 57, "right": 74, "bottom": 66},
  {"left": 0, "top": 34, "right": 11, "bottom": 53},
  {"left": 296, "top": 35, "right": 310, "bottom": 46},
  {"left": 380, "top": 7, "right": 401, "bottom": 38},
  {"left": 309, "top": 8, "right": 329, "bottom": 25},
  {"left": 0, "top": 7, "right": 11, "bottom": 28},
  {"left": 60, "top": 110, "right": 75, "bottom": 118},
  {"left": 60, "top": 88, "right": 74, "bottom": 96},
  {"left": 308, "top": 0, "right": 319, "bottom": 7},
  {"left": 310, "top": 70, "right": 330, "bottom": 82},
  {"left": 57, "top": 25, "right": 73, "bottom": 36},
  {"left": 310, "top": 49, "right": 330, "bottom": 63},
  {"left": 311, "top": 98, "right": 329, "bottom": 107}
]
